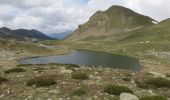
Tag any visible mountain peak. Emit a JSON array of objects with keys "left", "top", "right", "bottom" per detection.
[
  {"left": 0, "top": 27, "right": 11, "bottom": 31},
  {"left": 107, "top": 5, "right": 130, "bottom": 10},
  {"left": 30, "top": 29, "right": 41, "bottom": 33},
  {"left": 67, "top": 5, "right": 155, "bottom": 41},
  {"left": 106, "top": 5, "right": 138, "bottom": 15}
]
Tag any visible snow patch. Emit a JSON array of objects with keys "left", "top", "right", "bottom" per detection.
[{"left": 152, "top": 21, "right": 158, "bottom": 24}]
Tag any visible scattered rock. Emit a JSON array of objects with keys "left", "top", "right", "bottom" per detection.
[
  {"left": 25, "top": 95, "right": 33, "bottom": 100},
  {"left": 147, "top": 90, "right": 154, "bottom": 95},
  {"left": 47, "top": 98, "right": 52, "bottom": 100},
  {"left": 59, "top": 67, "right": 73, "bottom": 74},
  {"left": 93, "top": 95, "right": 98, "bottom": 99},
  {"left": 149, "top": 71, "right": 166, "bottom": 78},
  {"left": 0, "top": 94, "right": 4, "bottom": 98},
  {"left": 48, "top": 90, "right": 60, "bottom": 94},
  {"left": 16, "top": 75, "right": 24, "bottom": 77},
  {"left": 120, "top": 93, "right": 139, "bottom": 100}
]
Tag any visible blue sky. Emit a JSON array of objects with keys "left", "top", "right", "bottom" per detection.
[
  {"left": 79, "top": 0, "right": 90, "bottom": 4},
  {"left": 0, "top": 0, "right": 170, "bottom": 34}
]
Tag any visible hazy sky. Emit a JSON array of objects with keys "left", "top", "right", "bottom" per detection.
[{"left": 0, "top": 0, "right": 169, "bottom": 34}]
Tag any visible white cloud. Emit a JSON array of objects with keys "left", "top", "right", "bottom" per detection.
[{"left": 0, "top": 0, "right": 170, "bottom": 34}]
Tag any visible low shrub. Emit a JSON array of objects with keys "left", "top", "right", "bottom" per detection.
[
  {"left": 140, "top": 96, "right": 167, "bottom": 100},
  {"left": 146, "top": 77, "right": 170, "bottom": 88},
  {"left": 166, "top": 73, "right": 170, "bottom": 77},
  {"left": 134, "top": 73, "right": 154, "bottom": 89},
  {"left": 4, "top": 68, "right": 26, "bottom": 74},
  {"left": 71, "top": 71, "right": 89, "bottom": 80},
  {"left": 122, "top": 77, "right": 131, "bottom": 82},
  {"left": 49, "top": 63, "right": 80, "bottom": 68},
  {"left": 71, "top": 89, "right": 86, "bottom": 96},
  {"left": 27, "top": 75, "right": 56, "bottom": 87},
  {"left": 0, "top": 77, "right": 8, "bottom": 84},
  {"left": 135, "top": 80, "right": 152, "bottom": 89},
  {"left": 17, "top": 64, "right": 33, "bottom": 67},
  {"left": 104, "top": 85, "right": 133, "bottom": 95},
  {"left": 68, "top": 64, "right": 80, "bottom": 68},
  {"left": 48, "top": 63, "right": 60, "bottom": 66}
]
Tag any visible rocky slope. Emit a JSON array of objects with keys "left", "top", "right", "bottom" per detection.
[{"left": 68, "top": 5, "right": 155, "bottom": 41}]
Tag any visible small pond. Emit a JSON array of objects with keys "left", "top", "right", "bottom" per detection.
[{"left": 19, "top": 50, "right": 141, "bottom": 71}]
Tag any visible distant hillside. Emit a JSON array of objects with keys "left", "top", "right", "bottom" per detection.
[
  {"left": 118, "top": 18, "right": 170, "bottom": 43},
  {"left": 67, "top": 5, "right": 155, "bottom": 41},
  {"left": 48, "top": 31, "right": 72, "bottom": 40},
  {"left": 0, "top": 27, "right": 53, "bottom": 41}
]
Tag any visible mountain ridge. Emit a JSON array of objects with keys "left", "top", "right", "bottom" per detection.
[
  {"left": 0, "top": 27, "right": 53, "bottom": 41},
  {"left": 48, "top": 31, "right": 72, "bottom": 40}
]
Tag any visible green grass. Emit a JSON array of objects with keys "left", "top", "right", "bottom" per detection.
[
  {"left": 140, "top": 96, "right": 167, "bottom": 100},
  {"left": 135, "top": 77, "right": 170, "bottom": 89},
  {"left": 27, "top": 75, "right": 56, "bottom": 87},
  {"left": 18, "top": 42, "right": 53, "bottom": 54},
  {"left": 49, "top": 63, "right": 80, "bottom": 68},
  {"left": 4, "top": 68, "right": 26, "bottom": 74},
  {"left": 146, "top": 77, "right": 170, "bottom": 88},
  {"left": 104, "top": 85, "right": 133, "bottom": 95},
  {"left": 39, "top": 40, "right": 60, "bottom": 45},
  {"left": 0, "top": 38, "right": 56, "bottom": 55},
  {"left": 71, "top": 89, "right": 87, "bottom": 96},
  {"left": 71, "top": 71, "right": 89, "bottom": 80},
  {"left": 122, "top": 77, "right": 131, "bottom": 82}
]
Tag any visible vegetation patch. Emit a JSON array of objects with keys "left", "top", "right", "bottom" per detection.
[
  {"left": 49, "top": 63, "right": 80, "bottom": 67},
  {"left": 71, "top": 71, "right": 89, "bottom": 80},
  {"left": 71, "top": 89, "right": 87, "bottom": 96},
  {"left": 146, "top": 77, "right": 170, "bottom": 88},
  {"left": 4, "top": 68, "right": 26, "bottom": 74},
  {"left": 67, "top": 64, "right": 80, "bottom": 68},
  {"left": 49, "top": 63, "right": 80, "bottom": 71},
  {"left": 135, "top": 80, "right": 152, "bottom": 89},
  {"left": 17, "top": 64, "right": 34, "bottom": 67},
  {"left": 27, "top": 75, "right": 56, "bottom": 87},
  {"left": 104, "top": 85, "right": 133, "bottom": 95},
  {"left": 136, "top": 77, "right": 170, "bottom": 88},
  {"left": 17, "top": 64, "right": 47, "bottom": 67},
  {"left": 166, "top": 73, "right": 170, "bottom": 77},
  {"left": 0, "top": 77, "right": 8, "bottom": 84},
  {"left": 122, "top": 77, "right": 131, "bottom": 82},
  {"left": 135, "top": 74, "right": 155, "bottom": 89},
  {"left": 140, "top": 96, "right": 167, "bottom": 100}
]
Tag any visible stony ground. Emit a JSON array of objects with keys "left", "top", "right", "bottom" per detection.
[
  {"left": 0, "top": 42, "right": 170, "bottom": 100},
  {"left": 0, "top": 63, "right": 170, "bottom": 100}
]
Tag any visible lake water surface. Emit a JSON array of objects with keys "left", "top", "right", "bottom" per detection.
[{"left": 19, "top": 50, "right": 141, "bottom": 71}]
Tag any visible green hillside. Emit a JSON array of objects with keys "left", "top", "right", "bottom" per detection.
[{"left": 118, "top": 18, "right": 170, "bottom": 43}]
